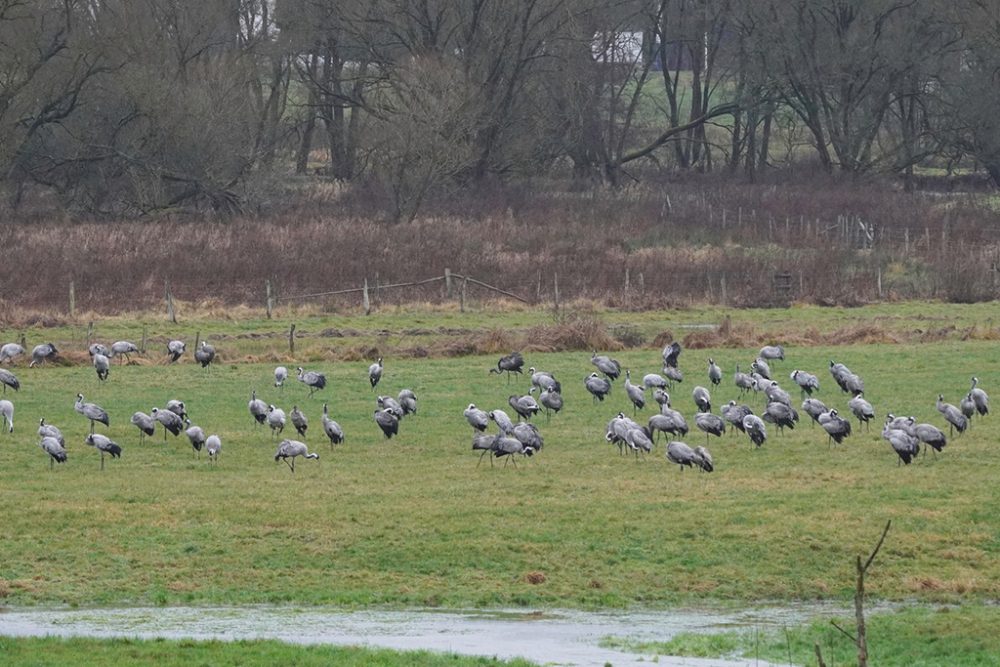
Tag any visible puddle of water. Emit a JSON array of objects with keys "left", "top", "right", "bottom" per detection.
[{"left": 0, "top": 603, "right": 855, "bottom": 667}]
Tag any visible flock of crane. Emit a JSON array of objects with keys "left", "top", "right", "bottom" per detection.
[
  {"left": 469, "top": 340, "right": 988, "bottom": 471},
  {"left": 1, "top": 331, "right": 989, "bottom": 475}
]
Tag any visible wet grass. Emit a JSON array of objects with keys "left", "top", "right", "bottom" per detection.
[
  {"left": 0, "top": 303, "right": 999, "bottom": 614},
  {"left": 603, "top": 605, "right": 1000, "bottom": 666},
  {"left": 0, "top": 636, "right": 536, "bottom": 666}
]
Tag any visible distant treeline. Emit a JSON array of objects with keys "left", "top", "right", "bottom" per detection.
[{"left": 1, "top": 0, "right": 998, "bottom": 220}]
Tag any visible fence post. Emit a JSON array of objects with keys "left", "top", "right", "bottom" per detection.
[
  {"left": 266, "top": 280, "right": 273, "bottom": 320},
  {"left": 445, "top": 268, "right": 452, "bottom": 298},
  {"left": 87, "top": 321, "right": 94, "bottom": 348},
  {"left": 69, "top": 281, "right": 75, "bottom": 317},
  {"left": 460, "top": 276, "right": 468, "bottom": 313},
  {"left": 289, "top": 323, "right": 295, "bottom": 354},
  {"left": 362, "top": 278, "right": 371, "bottom": 315},
  {"left": 553, "top": 273, "right": 560, "bottom": 312},
  {"left": 165, "top": 279, "right": 176, "bottom": 323},
  {"left": 141, "top": 324, "right": 148, "bottom": 354}
]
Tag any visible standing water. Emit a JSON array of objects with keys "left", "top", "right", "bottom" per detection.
[{"left": 0, "top": 604, "right": 852, "bottom": 666}]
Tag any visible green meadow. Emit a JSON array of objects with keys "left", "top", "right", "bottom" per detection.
[{"left": 1, "top": 302, "right": 999, "bottom": 664}]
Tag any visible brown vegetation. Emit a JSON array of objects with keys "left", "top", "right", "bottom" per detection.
[{"left": 1, "top": 177, "right": 999, "bottom": 315}]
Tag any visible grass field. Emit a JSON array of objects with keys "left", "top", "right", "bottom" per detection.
[
  {"left": 1, "top": 302, "right": 999, "bottom": 612},
  {"left": 0, "top": 636, "right": 533, "bottom": 667}
]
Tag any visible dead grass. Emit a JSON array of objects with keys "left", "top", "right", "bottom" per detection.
[{"left": 2, "top": 178, "right": 999, "bottom": 314}]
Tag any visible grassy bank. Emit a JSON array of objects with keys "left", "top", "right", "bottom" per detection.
[
  {"left": 601, "top": 605, "right": 1000, "bottom": 666},
  {"left": 0, "top": 303, "right": 998, "bottom": 609},
  {"left": 0, "top": 636, "right": 534, "bottom": 667}
]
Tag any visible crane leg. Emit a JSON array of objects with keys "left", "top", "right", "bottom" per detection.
[{"left": 100, "top": 453, "right": 105, "bottom": 471}]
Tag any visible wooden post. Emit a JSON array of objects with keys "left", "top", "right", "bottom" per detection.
[
  {"left": 877, "top": 266, "right": 883, "bottom": 299},
  {"left": 69, "top": 281, "right": 75, "bottom": 317},
  {"left": 362, "top": 278, "right": 371, "bottom": 315},
  {"left": 444, "top": 268, "right": 453, "bottom": 298},
  {"left": 266, "top": 280, "right": 273, "bottom": 320},
  {"left": 289, "top": 323, "right": 296, "bottom": 354},
  {"left": 194, "top": 331, "right": 201, "bottom": 351},
  {"left": 553, "top": 273, "right": 560, "bottom": 312},
  {"left": 87, "top": 321, "right": 94, "bottom": 348},
  {"left": 375, "top": 272, "right": 380, "bottom": 303},
  {"left": 140, "top": 324, "right": 148, "bottom": 354},
  {"left": 165, "top": 279, "right": 176, "bottom": 324},
  {"left": 720, "top": 274, "right": 727, "bottom": 304},
  {"left": 460, "top": 276, "right": 468, "bottom": 313}
]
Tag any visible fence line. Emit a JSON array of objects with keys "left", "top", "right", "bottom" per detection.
[{"left": 276, "top": 271, "right": 530, "bottom": 305}]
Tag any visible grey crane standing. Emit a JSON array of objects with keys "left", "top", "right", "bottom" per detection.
[
  {"left": 763, "top": 402, "right": 798, "bottom": 434},
  {"left": 642, "top": 373, "right": 668, "bottom": 391},
  {"left": 131, "top": 411, "right": 155, "bottom": 443},
  {"left": 267, "top": 405, "right": 286, "bottom": 438},
  {"left": 538, "top": 387, "right": 563, "bottom": 418},
  {"left": 764, "top": 383, "right": 792, "bottom": 407},
  {"left": 490, "top": 352, "right": 525, "bottom": 383},
  {"left": 274, "top": 439, "right": 319, "bottom": 472},
  {"left": 759, "top": 345, "right": 785, "bottom": 363},
  {"left": 464, "top": 403, "right": 490, "bottom": 432},
  {"left": 85, "top": 433, "right": 122, "bottom": 470},
  {"left": 167, "top": 340, "right": 186, "bottom": 363},
  {"left": 110, "top": 340, "right": 139, "bottom": 364},
  {"left": 882, "top": 420, "right": 919, "bottom": 466},
  {"left": 734, "top": 364, "right": 754, "bottom": 397},
  {"left": 666, "top": 441, "right": 714, "bottom": 472},
  {"left": 368, "top": 357, "right": 383, "bottom": 390},
  {"left": 374, "top": 407, "right": 400, "bottom": 439},
  {"left": 89, "top": 343, "right": 110, "bottom": 357},
  {"left": 742, "top": 414, "right": 767, "bottom": 448},
  {"left": 488, "top": 409, "right": 515, "bottom": 435},
  {"left": 184, "top": 419, "right": 207, "bottom": 458},
  {"left": 377, "top": 394, "right": 403, "bottom": 416},
  {"left": 591, "top": 352, "right": 621, "bottom": 381},
  {"left": 472, "top": 433, "right": 498, "bottom": 467},
  {"left": 508, "top": 394, "right": 540, "bottom": 421},
  {"left": 662, "top": 341, "right": 682, "bottom": 368},
  {"left": 694, "top": 412, "right": 725, "bottom": 445},
  {"left": 322, "top": 403, "right": 344, "bottom": 446},
  {"left": 790, "top": 370, "right": 819, "bottom": 397},
  {"left": 512, "top": 422, "right": 544, "bottom": 453},
  {"left": 936, "top": 394, "right": 968, "bottom": 436},
  {"left": 801, "top": 398, "right": 828, "bottom": 427},
  {"left": 29, "top": 343, "right": 58, "bottom": 367},
  {"left": 0, "top": 342, "right": 24, "bottom": 364},
  {"left": 751, "top": 358, "right": 772, "bottom": 380},
  {"left": 274, "top": 366, "right": 288, "bottom": 390},
  {"left": 662, "top": 365, "right": 684, "bottom": 388},
  {"left": 93, "top": 353, "right": 110, "bottom": 383},
  {"left": 166, "top": 400, "right": 187, "bottom": 419},
  {"left": 913, "top": 422, "right": 946, "bottom": 455},
  {"left": 38, "top": 418, "right": 65, "bottom": 446},
  {"left": 0, "top": 368, "right": 20, "bottom": 393},
  {"left": 206, "top": 435, "right": 222, "bottom": 464},
  {"left": 296, "top": 367, "right": 326, "bottom": 397},
  {"left": 0, "top": 399, "right": 13, "bottom": 433},
  {"left": 249, "top": 390, "right": 268, "bottom": 426},
  {"left": 708, "top": 359, "right": 722, "bottom": 386},
  {"left": 692, "top": 386, "right": 711, "bottom": 413},
  {"left": 491, "top": 436, "right": 535, "bottom": 467},
  {"left": 40, "top": 436, "right": 67, "bottom": 469},
  {"left": 528, "top": 368, "right": 561, "bottom": 394},
  {"left": 820, "top": 409, "right": 852, "bottom": 445},
  {"left": 624, "top": 370, "right": 645, "bottom": 415},
  {"left": 584, "top": 373, "right": 612, "bottom": 402},
  {"left": 195, "top": 341, "right": 216, "bottom": 367},
  {"left": 969, "top": 377, "right": 989, "bottom": 417},
  {"left": 151, "top": 407, "right": 183, "bottom": 440},
  {"left": 290, "top": 405, "right": 308, "bottom": 438},
  {"left": 960, "top": 393, "right": 976, "bottom": 422},
  {"left": 398, "top": 389, "right": 418, "bottom": 416},
  {"left": 75, "top": 393, "right": 109, "bottom": 433},
  {"left": 722, "top": 401, "right": 752, "bottom": 435},
  {"left": 848, "top": 393, "right": 876, "bottom": 430}
]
